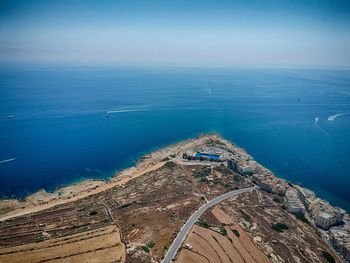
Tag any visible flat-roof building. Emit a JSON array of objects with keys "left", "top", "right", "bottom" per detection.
[{"left": 285, "top": 189, "right": 305, "bottom": 215}]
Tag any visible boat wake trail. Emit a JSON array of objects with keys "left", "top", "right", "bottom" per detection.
[
  {"left": 0, "top": 158, "right": 16, "bottom": 164},
  {"left": 328, "top": 113, "right": 350, "bottom": 122},
  {"left": 106, "top": 109, "right": 152, "bottom": 114},
  {"left": 314, "top": 118, "right": 331, "bottom": 139}
]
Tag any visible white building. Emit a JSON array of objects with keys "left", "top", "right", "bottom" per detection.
[
  {"left": 285, "top": 189, "right": 305, "bottom": 214},
  {"left": 315, "top": 209, "right": 345, "bottom": 230},
  {"left": 295, "top": 186, "right": 315, "bottom": 209},
  {"left": 315, "top": 212, "right": 336, "bottom": 230},
  {"left": 252, "top": 175, "right": 273, "bottom": 192},
  {"left": 237, "top": 164, "right": 255, "bottom": 175}
]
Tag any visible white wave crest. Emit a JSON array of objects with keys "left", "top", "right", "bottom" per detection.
[
  {"left": 0, "top": 158, "right": 16, "bottom": 164},
  {"left": 106, "top": 109, "right": 151, "bottom": 114},
  {"left": 328, "top": 113, "right": 350, "bottom": 122}
]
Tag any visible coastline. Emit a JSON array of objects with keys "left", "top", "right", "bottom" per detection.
[
  {"left": 0, "top": 133, "right": 349, "bottom": 262},
  {"left": 0, "top": 133, "right": 348, "bottom": 221},
  {"left": 0, "top": 134, "right": 215, "bottom": 221}
]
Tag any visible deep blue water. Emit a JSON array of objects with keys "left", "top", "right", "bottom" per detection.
[{"left": 0, "top": 65, "right": 349, "bottom": 211}]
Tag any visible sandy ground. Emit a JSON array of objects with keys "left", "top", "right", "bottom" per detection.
[{"left": 0, "top": 225, "right": 125, "bottom": 263}]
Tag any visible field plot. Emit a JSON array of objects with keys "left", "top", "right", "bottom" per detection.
[{"left": 0, "top": 225, "right": 125, "bottom": 263}]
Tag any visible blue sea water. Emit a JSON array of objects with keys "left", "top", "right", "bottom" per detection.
[{"left": 0, "top": 65, "right": 349, "bottom": 211}]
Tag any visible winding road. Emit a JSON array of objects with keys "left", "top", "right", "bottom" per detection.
[{"left": 162, "top": 186, "right": 257, "bottom": 263}]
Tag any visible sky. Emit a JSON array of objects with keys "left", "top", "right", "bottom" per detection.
[{"left": 0, "top": 0, "right": 350, "bottom": 67}]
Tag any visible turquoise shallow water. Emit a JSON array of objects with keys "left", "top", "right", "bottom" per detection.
[{"left": 0, "top": 65, "right": 349, "bottom": 211}]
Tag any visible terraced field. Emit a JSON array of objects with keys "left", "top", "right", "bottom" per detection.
[{"left": 0, "top": 225, "right": 125, "bottom": 263}]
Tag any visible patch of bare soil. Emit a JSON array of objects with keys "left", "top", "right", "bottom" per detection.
[{"left": 0, "top": 225, "right": 125, "bottom": 263}]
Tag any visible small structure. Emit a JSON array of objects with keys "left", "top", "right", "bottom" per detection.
[
  {"left": 183, "top": 151, "right": 224, "bottom": 162},
  {"left": 295, "top": 186, "right": 315, "bottom": 209},
  {"left": 237, "top": 164, "right": 255, "bottom": 175},
  {"left": 285, "top": 189, "right": 305, "bottom": 214},
  {"left": 227, "top": 159, "right": 238, "bottom": 171},
  {"left": 252, "top": 175, "right": 273, "bottom": 192},
  {"left": 273, "top": 183, "right": 287, "bottom": 196}
]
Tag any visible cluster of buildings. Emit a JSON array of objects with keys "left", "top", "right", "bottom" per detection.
[
  {"left": 284, "top": 185, "right": 349, "bottom": 261},
  {"left": 181, "top": 142, "right": 350, "bottom": 262},
  {"left": 308, "top": 198, "right": 346, "bottom": 230},
  {"left": 329, "top": 223, "right": 350, "bottom": 262}
]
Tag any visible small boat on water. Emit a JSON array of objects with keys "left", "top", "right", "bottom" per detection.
[
  {"left": 315, "top": 117, "right": 319, "bottom": 123},
  {"left": 7, "top": 115, "right": 14, "bottom": 119}
]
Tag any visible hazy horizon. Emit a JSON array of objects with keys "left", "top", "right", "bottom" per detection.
[{"left": 1, "top": 0, "right": 350, "bottom": 67}]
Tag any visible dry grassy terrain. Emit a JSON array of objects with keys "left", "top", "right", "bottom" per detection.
[
  {"left": 0, "top": 160, "right": 249, "bottom": 263},
  {"left": 216, "top": 190, "right": 341, "bottom": 263}
]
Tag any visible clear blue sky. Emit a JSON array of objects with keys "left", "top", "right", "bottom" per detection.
[{"left": 1, "top": 0, "right": 350, "bottom": 67}]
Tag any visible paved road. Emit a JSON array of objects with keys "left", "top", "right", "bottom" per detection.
[{"left": 162, "top": 186, "right": 257, "bottom": 263}]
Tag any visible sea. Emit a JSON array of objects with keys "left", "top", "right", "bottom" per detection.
[{"left": 0, "top": 65, "right": 349, "bottom": 211}]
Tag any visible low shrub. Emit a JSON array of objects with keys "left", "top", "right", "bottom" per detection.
[
  {"left": 271, "top": 223, "right": 289, "bottom": 233},
  {"left": 232, "top": 229, "right": 240, "bottom": 237},
  {"left": 321, "top": 251, "right": 335, "bottom": 263},
  {"left": 141, "top": 246, "right": 150, "bottom": 253},
  {"left": 89, "top": 210, "right": 98, "bottom": 216},
  {"left": 219, "top": 225, "right": 227, "bottom": 236},
  {"left": 273, "top": 197, "right": 282, "bottom": 203},
  {"left": 147, "top": 242, "right": 155, "bottom": 249},
  {"left": 239, "top": 209, "right": 252, "bottom": 222},
  {"left": 295, "top": 212, "right": 309, "bottom": 224}
]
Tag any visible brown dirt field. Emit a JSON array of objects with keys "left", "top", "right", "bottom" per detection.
[
  {"left": 212, "top": 206, "right": 271, "bottom": 263},
  {"left": 211, "top": 206, "right": 234, "bottom": 224},
  {"left": 175, "top": 223, "right": 271, "bottom": 263},
  {"left": 0, "top": 225, "right": 125, "bottom": 263},
  {"left": 176, "top": 248, "right": 211, "bottom": 263}
]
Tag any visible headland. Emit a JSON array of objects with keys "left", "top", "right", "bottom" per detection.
[{"left": 0, "top": 134, "right": 349, "bottom": 263}]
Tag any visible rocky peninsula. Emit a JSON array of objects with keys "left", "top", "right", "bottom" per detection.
[{"left": 0, "top": 134, "right": 349, "bottom": 263}]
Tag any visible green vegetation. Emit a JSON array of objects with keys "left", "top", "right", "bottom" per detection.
[
  {"left": 199, "top": 177, "right": 207, "bottom": 183},
  {"left": 233, "top": 174, "right": 240, "bottom": 183},
  {"left": 0, "top": 206, "right": 14, "bottom": 215},
  {"left": 193, "top": 167, "right": 211, "bottom": 179},
  {"left": 273, "top": 196, "right": 282, "bottom": 203},
  {"left": 120, "top": 203, "right": 132, "bottom": 209},
  {"left": 89, "top": 210, "right": 98, "bottom": 216},
  {"left": 197, "top": 218, "right": 210, "bottom": 228},
  {"left": 215, "top": 165, "right": 231, "bottom": 176},
  {"left": 281, "top": 204, "right": 287, "bottom": 210},
  {"left": 164, "top": 161, "right": 177, "bottom": 170},
  {"left": 321, "top": 251, "right": 335, "bottom": 263},
  {"left": 147, "top": 242, "right": 155, "bottom": 249},
  {"left": 295, "top": 212, "right": 309, "bottom": 224},
  {"left": 239, "top": 209, "right": 252, "bottom": 222},
  {"left": 219, "top": 225, "right": 227, "bottom": 236},
  {"left": 232, "top": 229, "right": 240, "bottom": 237},
  {"left": 271, "top": 223, "right": 289, "bottom": 233},
  {"left": 162, "top": 157, "right": 171, "bottom": 161},
  {"left": 141, "top": 246, "right": 150, "bottom": 253}
]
